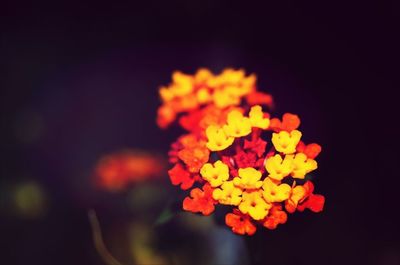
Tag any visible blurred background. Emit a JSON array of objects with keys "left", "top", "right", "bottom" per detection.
[{"left": 1, "top": 1, "right": 399, "bottom": 265}]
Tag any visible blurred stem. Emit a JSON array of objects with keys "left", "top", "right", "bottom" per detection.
[{"left": 88, "top": 209, "right": 124, "bottom": 265}]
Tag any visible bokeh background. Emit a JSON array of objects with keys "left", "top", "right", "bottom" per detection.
[{"left": 1, "top": 1, "right": 399, "bottom": 265}]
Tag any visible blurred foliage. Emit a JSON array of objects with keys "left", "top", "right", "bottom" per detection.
[{"left": 13, "top": 182, "right": 47, "bottom": 219}]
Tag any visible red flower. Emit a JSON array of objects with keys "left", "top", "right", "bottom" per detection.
[
  {"left": 168, "top": 134, "right": 210, "bottom": 173},
  {"left": 298, "top": 194, "right": 325, "bottom": 213},
  {"left": 225, "top": 209, "right": 257, "bottom": 236},
  {"left": 179, "top": 105, "right": 232, "bottom": 134},
  {"left": 183, "top": 183, "right": 216, "bottom": 215},
  {"left": 168, "top": 163, "right": 195, "bottom": 190},
  {"left": 179, "top": 109, "right": 204, "bottom": 132},
  {"left": 270, "top": 113, "right": 300, "bottom": 132},
  {"left": 244, "top": 137, "right": 267, "bottom": 157},
  {"left": 297, "top": 181, "right": 325, "bottom": 213},
  {"left": 221, "top": 156, "right": 239, "bottom": 177},
  {"left": 233, "top": 150, "right": 265, "bottom": 173},
  {"left": 168, "top": 140, "right": 182, "bottom": 164},
  {"left": 234, "top": 150, "right": 257, "bottom": 168},
  {"left": 178, "top": 145, "right": 210, "bottom": 173},
  {"left": 246, "top": 91, "right": 274, "bottom": 108},
  {"left": 157, "top": 105, "right": 176, "bottom": 129},
  {"left": 95, "top": 151, "right": 165, "bottom": 191},
  {"left": 263, "top": 204, "right": 288, "bottom": 230},
  {"left": 296, "top": 141, "right": 322, "bottom": 159}
]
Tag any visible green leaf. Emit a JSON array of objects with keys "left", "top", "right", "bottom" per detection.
[{"left": 154, "top": 203, "right": 175, "bottom": 226}]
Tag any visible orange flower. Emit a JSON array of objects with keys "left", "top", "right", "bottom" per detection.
[
  {"left": 270, "top": 113, "right": 300, "bottom": 132},
  {"left": 168, "top": 164, "right": 195, "bottom": 190},
  {"left": 297, "top": 181, "right": 325, "bottom": 212},
  {"left": 177, "top": 137, "right": 210, "bottom": 173},
  {"left": 296, "top": 141, "right": 322, "bottom": 159},
  {"left": 263, "top": 204, "right": 288, "bottom": 230},
  {"left": 200, "top": 106, "right": 235, "bottom": 129},
  {"left": 95, "top": 150, "right": 165, "bottom": 191},
  {"left": 298, "top": 193, "right": 325, "bottom": 212},
  {"left": 168, "top": 134, "right": 210, "bottom": 173},
  {"left": 285, "top": 184, "right": 306, "bottom": 213},
  {"left": 96, "top": 157, "right": 129, "bottom": 190},
  {"left": 183, "top": 183, "right": 216, "bottom": 215},
  {"left": 178, "top": 146, "right": 209, "bottom": 173},
  {"left": 178, "top": 108, "right": 204, "bottom": 132},
  {"left": 179, "top": 105, "right": 233, "bottom": 134},
  {"left": 157, "top": 105, "right": 176, "bottom": 129},
  {"left": 225, "top": 209, "right": 257, "bottom": 236},
  {"left": 246, "top": 91, "right": 274, "bottom": 108}
]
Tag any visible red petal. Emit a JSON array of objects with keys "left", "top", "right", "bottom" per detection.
[
  {"left": 269, "top": 118, "right": 282, "bottom": 132},
  {"left": 182, "top": 184, "right": 216, "bottom": 215},
  {"left": 225, "top": 211, "right": 257, "bottom": 236},
  {"left": 281, "top": 113, "right": 300, "bottom": 131},
  {"left": 296, "top": 141, "right": 306, "bottom": 153},
  {"left": 306, "top": 194, "right": 325, "bottom": 212},
  {"left": 246, "top": 91, "right": 274, "bottom": 108},
  {"left": 304, "top": 143, "right": 322, "bottom": 159},
  {"left": 244, "top": 138, "right": 267, "bottom": 157},
  {"left": 168, "top": 164, "right": 195, "bottom": 190}
]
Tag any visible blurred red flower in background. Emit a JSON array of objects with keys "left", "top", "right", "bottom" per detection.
[{"left": 94, "top": 150, "right": 166, "bottom": 191}]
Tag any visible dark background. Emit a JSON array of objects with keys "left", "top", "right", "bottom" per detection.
[{"left": 1, "top": 1, "right": 399, "bottom": 265}]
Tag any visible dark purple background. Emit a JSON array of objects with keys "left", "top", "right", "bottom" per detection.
[{"left": 1, "top": 1, "right": 399, "bottom": 265}]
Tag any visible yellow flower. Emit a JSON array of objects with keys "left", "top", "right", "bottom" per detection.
[
  {"left": 206, "top": 125, "right": 235, "bottom": 151},
  {"left": 209, "top": 69, "right": 256, "bottom": 99},
  {"left": 209, "top": 68, "right": 245, "bottom": 86},
  {"left": 223, "top": 110, "right": 252, "bottom": 138},
  {"left": 249, "top": 105, "right": 270, "bottom": 129},
  {"left": 291, "top": 153, "right": 318, "bottom": 179},
  {"left": 286, "top": 184, "right": 306, "bottom": 212},
  {"left": 233, "top": 167, "right": 263, "bottom": 189},
  {"left": 236, "top": 74, "right": 256, "bottom": 96},
  {"left": 194, "top": 68, "right": 213, "bottom": 83},
  {"left": 262, "top": 177, "right": 291, "bottom": 203},
  {"left": 239, "top": 191, "right": 271, "bottom": 220},
  {"left": 170, "top": 71, "right": 193, "bottom": 96},
  {"left": 196, "top": 88, "right": 211, "bottom": 104},
  {"left": 221, "top": 68, "right": 245, "bottom": 84},
  {"left": 213, "top": 181, "right": 243, "bottom": 206},
  {"left": 265, "top": 154, "right": 293, "bottom": 181},
  {"left": 159, "top": 86, "right": 175, "bottom": 102},
  {"left": 212, "top": 88, "right": 241, "bottom": 108},
  {"left": 272, "top": 130, "right": 302, "bottom": 154},
  {"left": 200, "top": 160, "right": 230, "bottom": 187}
]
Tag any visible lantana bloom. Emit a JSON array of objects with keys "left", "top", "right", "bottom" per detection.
[
  {"left": 200, "top": 160, "right": 229, "bottom": 187},
  {"left": 158, "top": 68, "right": 325, "bottom": 235}
]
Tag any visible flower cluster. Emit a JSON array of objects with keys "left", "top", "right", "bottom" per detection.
[
  {"left": 158, "top": 68, "right": 325, "bottom": 235},
  {"left": 157, "top": 68, "right": 273, "bottom": 130}
]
